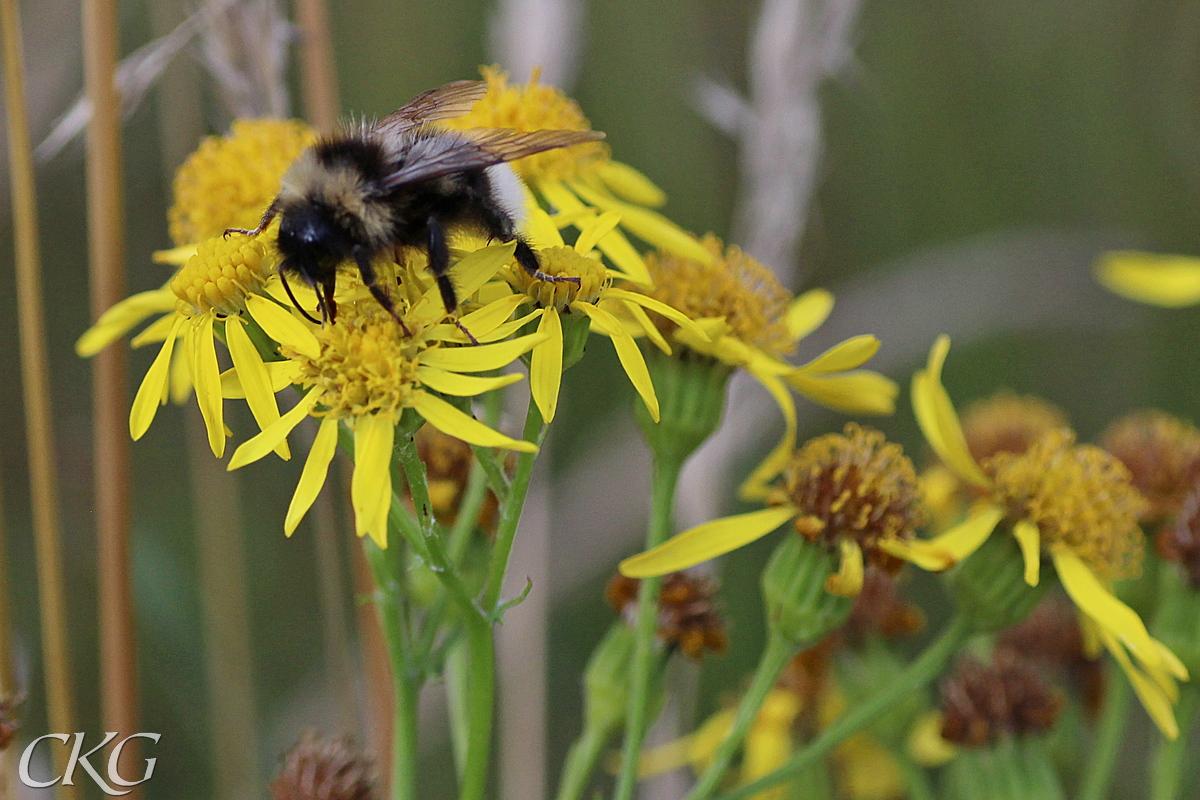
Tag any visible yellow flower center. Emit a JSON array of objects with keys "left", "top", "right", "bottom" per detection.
[
  {"left": 439, "top": 66, "right": 609, "bottom": 182},
  {"left": 168, "top": 118, "right": 317, "bottom": 246},
  {"left": 984, "top": 430, "right": 1146, "bottom": 581},
  {"left": 960, "top": 391, "right": 1069, "bottom": 463},
  {"left": 507, "top": 246, "right": 606, "bottom": 310},
  {"left": 292, "top": 300, "right": 420, "bottom": 420},
  {"left": 776, "top": 424, "right": 925, "bottom": 565},
  {"left": 1100, "top": 410, "right": 1200, "bottom": 524},
  {"left": 642, "top": 234, "right": 796, "bottom": 357},
  {"left": 170, "top": 236, "right": 274, "bottom": 316}
]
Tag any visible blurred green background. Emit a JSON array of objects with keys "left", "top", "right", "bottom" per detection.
[{"left": 3, "top": 0, "right": 1200, "bottom": 797}]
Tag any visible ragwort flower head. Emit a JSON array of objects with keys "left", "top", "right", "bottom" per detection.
[
  {"left": 621, "top": 424, "right": 926, "bottom": 599},
  {"left": 606, "top": 572, "right": 728, "bottom": 661},
  {"left": 898, "top": 335, "right": 1188, "bottom": 738},
  {"left": 1101, "top": 409, "right": 1200, "bottom": 525},
  {"left": 227, "top": 243, "right": 543, "bottom": 547},
  {"left": 632, "top": 234, "right": 899, "bottom": 500},
  {"left": 960, "top": 391, "right": 1068, "bottom": 464},
  {"left": 938, "top": 654, "right": 1063, "bottom": 747}
]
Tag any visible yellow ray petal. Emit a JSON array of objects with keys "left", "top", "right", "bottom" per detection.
[
  {"left": 129, "top": 311, "right": 182, "bottom": 348},
  {"left": 76, "top": 289, "right": 177, "bottom": 357},
  {"left": 352, "top": 415, "right": 395, "bottom": 548},
  {"left": 620, "top": 506, "right": 800, "bottom": 578},
  {"left": 596, "top": 227, "right": 652, "bottom": 286},
  {"left": 912, "top": 336, "right": 991, "bottom": 489},
  {"left": 535, "top": 176, "right": 588, "bottom": 216},
  {"left": 785, "top": 289, "right": 834, "bottom": 341},
  {"left": 592, "top": 160, "right": 667, "bottom": 207},
  {"left": 225, "top": 316, "right": 289, "bottom": 459},
  {"left": 168, "top": 339, "right": 192, "bottom": 404},
  {"left": 129, "top": 315, "right": 186, "bottom": 439},
  {"left": 245, "top": 294, "right": 319, "bottom": 359},
  {"left": 795, "top": 335, "right": 881, "bottom": 373},
  {"left": 412, "top": 392, "right": 537, "bottom": 452},
  {"left": 787, "top": 369, "right": 898, "bottom": 415},
  {"left": 618, "top": 297, "right": 671, "bottom": 354},
  {"left": 415, "top": 366, "right": 523, "bottom": 396},
  {"left": 826, "top": 539, "right": 865, "bottom": 596},
  {"left": 880, "top": 505, "right": 1004, "bottom": 571},
  {"left": 1012, "top": 519, "right": 1041, "bottom": 586},
  {"left": 1053, "top": 547, "right": 1165, "bottom": 674},
  {"left": 1096, "top": 251, "right": 1200, "bottom": 308},
  {"left": 190, "top": 316, "right": 226, "bottom": 457},
  {"left": 529, "top": 307, "right": 563, "bottom": 423},
  {"left": 574, "top": 302, "right": 660, "bottom": 422},
  {"left": 409, "top": 242, "right": 517, "bottom": 322},
  {"left": 227, "top": 387, "right": 323, "bottom": 470},
  {"left": 604, "top": 288, "right": 712, "bottom": 343},
  {"left": 574, "top": 211, "right": 622, "bottom": 255},
  {"left": 285, "top": 417, "right": 339, "bottom": 536},
  {"left": 524, "top": 203, "right": 565, "bottom": 248},
  {"left": 739, "top": 371, "right": 797, "bottom": 501},
  {"left": 1098, "top": 627, "right": 1180, "bottom": 739},
  {"left": 220, "top": 360, "right": 301, "bottom": 399},
  {"left": 566, "top": 180, "right": 714, "bottom": 264},
  {"left": 417, "top": 331, "right": 547, "bottom": 373},
  {"left": 474, "top": 309, "right": 544, "bottom": 343},
  {"left": 152, "top": 243, "right": 197, "bottom": 265},
  {"left": 423, "top": 294, "right": 525, "bottom": 344}
]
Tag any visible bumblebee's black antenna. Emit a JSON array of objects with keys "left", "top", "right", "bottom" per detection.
[{"left": 279, "top": 266, "right": 323, "bottom": 325}]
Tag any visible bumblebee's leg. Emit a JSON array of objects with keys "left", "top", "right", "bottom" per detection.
[
  {"left": 225, "top": 200, "right": 278, "bottom": 238},
  {"left": 514, "top": 237, "right": 581, "bottom": 286},
  {"left": 321, "top": 272, "right": 338, "bottom": 323},
  {"left": 278, "top": 266, "right": 322, "bottom": 324},
  {"left": 353, "top": 246, "right": 412, "bottom": 336},
  {"left": 427, "top": 218, "right": 479, "bottom": 344}
]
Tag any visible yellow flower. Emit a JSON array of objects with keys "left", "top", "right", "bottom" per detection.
[
  {"left": 441, "top": 66, "right": 713, "bottom": 283},
  {"left": 892, "top": 335, "right": 1189, "bottom": 738},
  {"left": 511, "top": 206, "right": 709, "bottom": 423},
  {"left": 630, "top": 235, "right": 898, "bottom": 500},
  {"left": 1096, "top": 251, "right": 1200, "bottom": 307},
  {"left": 621, "top": 424, "right": 926, "bottom": 598},
  {"left": 225, "top": 243, "right": 541, "bottom": 547}
]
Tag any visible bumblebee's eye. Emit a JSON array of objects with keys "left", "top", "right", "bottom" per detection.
[{"left": 280, "top": 205, "right": 336, "bottom": 248}]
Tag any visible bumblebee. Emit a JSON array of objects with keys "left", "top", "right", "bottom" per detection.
[{"left": 226, "top": 80, "right": 604, "bottom": 326}]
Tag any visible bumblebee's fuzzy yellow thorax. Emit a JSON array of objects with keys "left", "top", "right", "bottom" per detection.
[{"left": 278, "top": 150, "right": 393, "bottom": 246}]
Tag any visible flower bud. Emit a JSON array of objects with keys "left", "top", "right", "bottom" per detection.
[
  {"left": 636, "top": 348, "right": 733, "bottom": 465},
  {"left": 761, "top": 535, "right": 853, "bottom": 647}
]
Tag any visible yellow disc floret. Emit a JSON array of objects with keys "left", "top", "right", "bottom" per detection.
[
  {"left": 985, "top": 430, "right": 1147, "bottom": 581},
  {"left": 169, "top": 118, "right": 317, "bottom": 246},
  {"left": 170, "top": 235, "right": 273, "bottom": 316},
  {"left": 440, "top": 66, "right": 609, "bottom": 182},
  {"left": 643, "top": 235, "right": 796, "bottom": 358},
  {"left": 507, "top": 246, "right": 606, "bottom": 310},
  {"left": 775, "top": 424, "right": 926, "bottom": 562},
  {"left": 293, "top": 301, "right": 420, "bottom": 420}
]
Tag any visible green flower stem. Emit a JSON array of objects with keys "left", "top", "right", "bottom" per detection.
[
  {"left": 365, "top": 538, "right": 418, "bottom": 800},
  {"left": 556, "top": 724, "right": 616, "bottom": 800},
  {"left": 685, "top": 632, "right": 796, "bottom": 800},
  {"left": 716, "top": 612, "right": 974, "bottom": 800},
  {"left": 1151, "top": 685, "right": 1200, "bottom": 800},
  {"left": 1077, "top": 666, "right": 1130, "bottom": 800},
  {"left": 613, "top": 453, "right": 686, "bottom": 800}
]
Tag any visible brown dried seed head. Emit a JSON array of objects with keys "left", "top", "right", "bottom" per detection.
[
  {"left": 843, "top": 568, "right": 925, "bottom": 646},
  {"left": 959, "top": 391, "right": 1069, "bottom": 464},
  {"left": 1158, "top": 482, "right": 1200, "bottom": 589},
  {"left": 995, "top": 598, "right": 1105, "bottom": 716},
  {"left": 270, "top": 732, "right": 378, "bottom": 800},
  {"left": 1101, "top": 410, "right": 1200, "bottom": 525},
  {"left": 606, "top": 572, "right": 728, "bottom": 660},
  {"left": 939, "top": 654, "right": 1064, "bottom": 747}
]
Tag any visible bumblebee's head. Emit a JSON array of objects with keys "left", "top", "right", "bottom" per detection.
[{"left": 277, "top": 202, "right": 349, "bottom": 278}]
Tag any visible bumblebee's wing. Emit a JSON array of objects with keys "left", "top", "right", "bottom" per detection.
[
  {"left": 381, "top": 128, "right": 605, "bottom": 190},
  {"left": 373, "top": 81, "right": 489, "bottom": 137}
]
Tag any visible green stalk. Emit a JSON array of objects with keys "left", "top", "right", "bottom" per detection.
[
  {"left": 1150, "top": 686, "right": 1200, "bottom": 800},
  {"left": 685, "top": 633, "right": 795, "bottom": 800},
  {"left": 556, "top": 724, "right": 615, "bottom": 800},
  {"left": 613, "top": 453, "right": 686, "bottom": 800},
  {"left": 717, "top": 613, "right": 974, "bottom": 800},
  {"left": 1077, "top": 668, "right": 1130, "bottom": 800}
]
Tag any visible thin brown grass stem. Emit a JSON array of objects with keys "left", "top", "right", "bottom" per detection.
[
  {"left": 350, "top": 516, "right": 394, "bottom": 788},
  {"left": 1, "top": 0, "right": 79, "bottom": 795},
  {"left": 82, "top": 0, "right": 140, "bottom": 766},
  {"left": 293, "top": 0, "right": 339, "bottom": 131}
]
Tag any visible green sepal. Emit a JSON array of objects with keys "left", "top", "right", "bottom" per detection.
[
  {"left": 943, "top": 736, "right": 1065, "bottom": 800},
  {"left": 947, "top": 522, "right": 1047, "bottom": 633},
  {"left": 635, "top": 348, "right": 733, "bottom": 465},
  {"left": 761, "top": 535, "right": 853, "bottom": 647}
]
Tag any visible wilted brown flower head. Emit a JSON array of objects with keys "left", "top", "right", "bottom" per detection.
[
  {"left": 995, "top": 598, "right": 1104, "bottom": 716},
  {"left": 960, "top": 391, "right": 1069, "bottom": 464},
  {"left": 775, "top": 636, "right": 839, "bottom": 735},
  {"left": 776, "top": 424, "right": 925, "bottom": 573},
  {"left": 413, "top": 424, "right": 504, "bottom": 531},
  {"left": 607, "top": 572, "right": 728, "bottom": 660},
  {"left": 842, "top": 568, "right": 925, "bottom": 646},
  {"left": 270, "top": 732, "right": 378, "bottom": 800},
  {"left": 1159, "top": 481, "right": 1200, "bottom": 589},
  {"left": 1101, "top": 410, "right": 1200, "bottom": 525},
  {"left": 939, "top": 654, "right": 1064, "bottom": 747}
]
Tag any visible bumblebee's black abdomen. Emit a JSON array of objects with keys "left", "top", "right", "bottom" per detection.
[{"left": 379, "top": 167, "right": 517, "bottom": 246}]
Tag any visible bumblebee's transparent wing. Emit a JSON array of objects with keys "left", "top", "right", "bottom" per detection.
[
  {"left": 373, "top": 81, "right": 489, "bottom": 136},
  {"left": 381, "top": 128, "right": 605, "bottom": 190}
]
